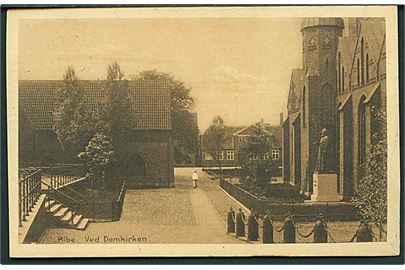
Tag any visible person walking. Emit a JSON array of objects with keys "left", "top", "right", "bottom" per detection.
[{"left": 192, "top": 170, "right": 199, "bottom": 188}]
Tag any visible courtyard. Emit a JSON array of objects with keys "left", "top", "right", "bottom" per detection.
[
  {"left": 38, "top": 168, "right": 245, "bottom": 244},
  {"left": 37, "top": 168, "right": 378, "bottom": 244}
]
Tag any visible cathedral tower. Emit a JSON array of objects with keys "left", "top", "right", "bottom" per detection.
[{"left": 298, "top": 18, "right": 344, "bottom": 193}]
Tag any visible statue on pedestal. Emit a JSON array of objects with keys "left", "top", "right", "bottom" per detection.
[{"left": 315, "top": 128, "right": 333, "bottom": 173}]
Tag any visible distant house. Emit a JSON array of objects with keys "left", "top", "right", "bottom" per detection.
[
  {"left": 19, "top": 80, "right": 174, "bottom": 188},
  {"left": 201, "top": 122, "right": 283, "bottom": 171}
]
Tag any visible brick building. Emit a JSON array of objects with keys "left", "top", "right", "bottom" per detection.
[
  {"left": 19, "top": 80, "right": 174, "bottom": 188},
  {"left": 282, "top": 18, "right": 386, "bottom": 200},
  {"left": 201, "top": 123, "right": 282, "bottom": 170}
]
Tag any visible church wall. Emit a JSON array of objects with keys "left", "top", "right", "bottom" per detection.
[
  {"left": 283, "top": 18, "right": 386, "bottom": 200},
  {"left": 288, "top": 111, "right": 299, "bottom": 186},
  {"left": 299, "top": 80, "right": 310, "bottom": 192},
  {"left": 282, "top": 119, "right": 290, "bottom": 182}
]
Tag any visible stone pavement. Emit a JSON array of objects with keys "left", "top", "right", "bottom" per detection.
[{"left": 39, "top": 168, "right": 245, "bottom": 244}]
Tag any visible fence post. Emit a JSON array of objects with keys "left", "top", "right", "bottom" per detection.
[
  {"left": 18, "top": 180, "right": 22, "bottom": 227},
  {"left": 283, "top": 215, "right": 296, "bottom": 243},
  {"left": 23, "top": 177, "right": 27, "bottom": 221},
  {"left": 227, "top": 207, "right": 235, "bottom": 233},
  {"left": 262, "top": 214, "right": 273, "bottom": 244},
  {"left": 235, "top": 208, "right": 245, "bottom": 237},
  {"left": 356, "top": 221, "right": 373, "bottom": 242},
  {"left": 313, "top": 214, "right": 328, "bottom": 243},
  {"left": 247, "top": 211, "right": 259, "bottom": 241}
]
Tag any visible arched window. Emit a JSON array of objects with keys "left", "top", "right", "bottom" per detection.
[
  {"left": 341, "top": 66, "right": 345, "bottom": 92},
  {"left": 366, "top": 54, "right": 369, "bottom": 83},
  {"left": 302, "top": 86, "right": 306, "bottom": 126},
  {"left": 358, "top": 96, "right": 367, "bottom": 167},
  {"left": 357, "top": 58, "right": 360, "bottom": 86},
  {"left": 361, "top": 37, "right": 365, "bottom": 85},
  {"left": 325, "top": 57, "right": 329, "bottom": 71},
  {"left": 338, "top": 52, "right": 341, "bottom": 92}
]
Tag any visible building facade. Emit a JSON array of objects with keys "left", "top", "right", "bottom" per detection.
[
  {"left": 201, "top": 123, "right": 282, "bottom": 171},
  {"left": 282, "top": 18, "right": 386, "bottom": 200},
  {"left": 19, "top": 80, "right": 175, "bottom": 188}
]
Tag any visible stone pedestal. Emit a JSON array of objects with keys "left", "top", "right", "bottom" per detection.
[{"left": 310, "top": 172, "right": 340, "bottom": 202}]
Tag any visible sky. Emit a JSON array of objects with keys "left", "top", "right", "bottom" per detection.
[{"left": 19, "top": 18, "right": 302, "bottom": 131}]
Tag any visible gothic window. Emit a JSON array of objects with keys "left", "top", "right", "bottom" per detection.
[
  {"left": 366, "top": 54, "right": 369, "bottom": 83},
  {"left": 341, "top": 67, "right": 345, "bottom": 92},
  {"left": 325, "top": 57, "right": 329, "bottom": 70},
  {"left": 358, "top": 96, "right": 367, "bottom": 167},
  {"left": 308, "top": 37, "right": 316, "bottom": 51},
  {"left": 302, "top": 87, "right": 306, "bottom": 126},
  {"left": 357, "top": 58, "right": 360, "bottom": 86},
  {"left": 361, "top": 37, "right": 365, "bottom": 85},
  {"left": 338, "top": 52, "right": 341, "bottom": 92}
]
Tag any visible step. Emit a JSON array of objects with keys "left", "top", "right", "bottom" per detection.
[
  {"left": 72, "top": 214, "right": 83, "bottom": 225},
  {"left": 48, "top": 203, "right": 62, "bottom": 213},
  {"left": 61, "top": 211, "right": 74, "bottom": 223},
  {"left": 54, "top": 207, "right": 69, "bottom": 217},
  {"left": 44, "top": 199, "right": 56, "bottom": 209},
  {"left": 76, "top": 218, "right": 89, "bottom": 230}
]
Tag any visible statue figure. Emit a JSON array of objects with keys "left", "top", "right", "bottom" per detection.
[{"left": 315, "top": 128, "right": 332, "bottom": 173}]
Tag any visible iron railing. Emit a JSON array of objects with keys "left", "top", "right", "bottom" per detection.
[
  {"left": 50, "top": 174, "right": 86, "bottom": 190},
  {"left": 18, "top": 168, "right": 42, "bottom": 227}
]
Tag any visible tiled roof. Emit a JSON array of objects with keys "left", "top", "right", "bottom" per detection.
[{"left": 19, "top": 80, "right": 171, "bottom": 131}]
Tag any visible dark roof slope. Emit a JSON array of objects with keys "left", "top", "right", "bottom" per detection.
[
  {"left": 19, "top": 80, "right": 171, "bottom": 131},
  {"left": 301, "top": 18, "right": 344, "bottom": 31},
  {"left": 287, "top": 69, "right": 304, "bottom": 112},
  {"left": 202, "top": 125, "right": 243, "bottom": 150},
  {"left": 361, "top": 18, "right": 385, "bottom": 63}
]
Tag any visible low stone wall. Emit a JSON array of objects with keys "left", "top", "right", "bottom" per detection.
[
  {"left": 19, "top": 195, "right": 48, "bottom": 244},
  {"left": 220, "top": 179, "right": 360, "bottom": 221}
]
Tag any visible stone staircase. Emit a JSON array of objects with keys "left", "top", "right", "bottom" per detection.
[{"left": 45, "top": 199, "right": 89, "bottom": 230}]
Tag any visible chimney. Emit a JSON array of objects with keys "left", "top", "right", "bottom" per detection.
[{"left": 279, "top": 112, "right": 284, "bottom": 126}]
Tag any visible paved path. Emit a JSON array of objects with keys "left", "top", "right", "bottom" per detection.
[{"left": 39, "top": 168, "right": 245, "bottom": 244}]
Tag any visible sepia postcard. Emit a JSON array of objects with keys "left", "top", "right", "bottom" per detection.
[{"left": 5, "top": 6, "right": 401, "bottom": 258}]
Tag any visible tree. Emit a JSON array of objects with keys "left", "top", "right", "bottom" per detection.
[
  {"left": 204, "top": 116, "right": 226, "bottom": 175},
  {"left": 78, "top": 132, "right": 116, "bottom": 191},
  {"left": 132, "top": 70, "right": 198, "bottom": 164},
  {"left": 99, "top": 62, "right": 134, "bottom": 153},
  {"left": 53, "top": 67, "right": 99, "bottom": 161},
  {"left": 352, "top": 106, "right": 387, "bottom": 240},
  {"left": 238, "top": 121, "right": 276, "bottom": 194}
]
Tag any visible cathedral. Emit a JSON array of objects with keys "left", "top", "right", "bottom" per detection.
[{"left": 282, "top": 18, "right": 386, "bottom": 200}]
